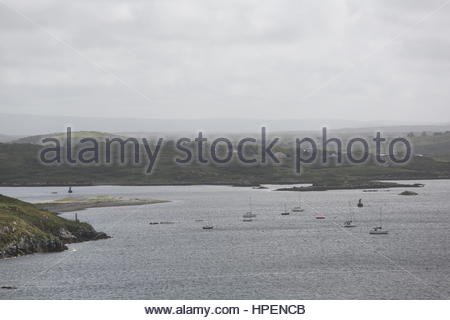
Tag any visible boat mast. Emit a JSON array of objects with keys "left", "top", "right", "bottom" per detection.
[
  {"left": 348, "top": 201, "right": 353, "bottom": 221},
  {"left": 298, "top": 192, "right": 302, "bottom": 208},
  {"left": 379, "top": 208, "right": 383, "bottom": 228}
]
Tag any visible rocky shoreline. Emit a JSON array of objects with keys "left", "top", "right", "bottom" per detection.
[
  {"left": 1, "top": 228, "right": 109, "bottom": 259},
  {"left": 0, "top": 224, "right": 109, "bottom": 259}
]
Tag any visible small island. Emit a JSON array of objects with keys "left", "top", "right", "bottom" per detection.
[
  {"left": 399, "top": 190, "right": 419, "bottom": 196},
  {"left": 275, "top": 181, "right": 425, "bottom": 192}
]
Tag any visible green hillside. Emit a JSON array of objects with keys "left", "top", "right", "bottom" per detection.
[
  {"left": 0, "top": 140, "right": 449, "bottom": 186},
  {"left": 0, "top": 194, "right": 108, "bottom": 258}
]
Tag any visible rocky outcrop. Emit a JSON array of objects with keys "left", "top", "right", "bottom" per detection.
[
  {"left": 0, "top": 226, "right": 109, "bottom": 259},
  {"left": 59, "top": 227, "right": 109, "bottom": 243},
  {"left": 0, "top": 236, "right": 67, "bottom": 258}
]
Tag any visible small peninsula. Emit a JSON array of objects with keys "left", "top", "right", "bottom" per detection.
[
  {"left": 0, "top": 194, "right": 108, "bottom": 258},
  {"left": 36, "top": 196, "right": 170, "bottom": 213}
]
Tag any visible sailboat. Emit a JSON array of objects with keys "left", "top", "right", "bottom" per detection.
[
  {"left": 68, "top": 186, "right": 73, "bottom": 194},
  {"left": 281, "top": 203, "right": 290, "bottom": 216},
  {"left": 292, "top": 192, "right": 304, "bottom": 212},
  {"left": 369, "top": 208, "right": 388, "bottom": 235},
  {"left": 202, "top": 214, "right": 214, "bottom": 230},
  {"left": 343, "top": 202, "right": 356, "bottom": 227},
  {"left": 243, "top": 211, "right": 256, "bottom": 218},
  {"left": 243, "top": 197, "right": 256, "bottom": 221}
]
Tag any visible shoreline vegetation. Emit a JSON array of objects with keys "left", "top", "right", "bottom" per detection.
[
  {"left": 0, "top": 195, "right": 109, "bottom": 259},
  {"left": 36, "top": 196, "right": 170, "bottom": 213}
]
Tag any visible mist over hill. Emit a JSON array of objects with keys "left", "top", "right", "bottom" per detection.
[
  {"left": 0, "top": 134, "right": 22, "bottom": 143},
  {"left": 3, "top": 112, "right": 449, "bottom": 136}
]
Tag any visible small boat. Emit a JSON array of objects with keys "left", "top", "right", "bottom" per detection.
[
  {"left": 1, "top": 286, "right": 17, "bottom": 290},
  {"left": 243, "top": 197, "right": 256, "bottom": 219},
  {"left": 281, "top": 203, "right": 290, "bottom": 216},
  {"left": 344, "top": 202, "right": 356, "bottom": 227},
  {"left": 369, "top": 226, "right": 388, "bottom": 234},
  {"left": 357, "top": 199, "right": 363, "bottom": 208},
  {"left": 292, "top": 192, "right": 305, "bottom": 212},
  {"left": 315, "top": 216, "right": 325, "bottom": 219},
  {"left": 369, "top": 209, "right": 388, "bottom": 235},
  {"left": 202, "top": 225, "right": 214, "bottom": 230},
  {"left": 68, "top": 186, "right": 73, "bottom": 194},
  {"left": 243, "top": 211, "right": 256, "bottom": 218},
  {"left": 149, "top": 222, "right": 160, "bottom": 225},
  {"left": 242, "top": 218, "right": 253, "bottom": 222},
  {"left": 343, "top": 220, "right": 356, "bottom": 227}
]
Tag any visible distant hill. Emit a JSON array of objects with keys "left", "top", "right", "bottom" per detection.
[
  {"left": 1, "top": 136, "right": 450, "bottom": 186},
  {"left": 0, "top": 112, "right": 430, "bottom": 136},
  {"left": 12, "top": 131, "right": 127, "bottom": 145},
  {"left": 0, "top": 134, "right": 23, "bottom": 143},
  {"left": 330, "top": 125, "right": 450, "bottom": 136}
]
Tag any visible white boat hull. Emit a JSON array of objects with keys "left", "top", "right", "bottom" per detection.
[{"left": 369, "top": 227, "right": 388, "bottom": 234}]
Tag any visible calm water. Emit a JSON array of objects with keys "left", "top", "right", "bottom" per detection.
[{"left": 0, "top": 181, "right": 449, "bottom": 299}]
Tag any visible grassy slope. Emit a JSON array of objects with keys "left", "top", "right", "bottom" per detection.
[{"left": 0, "top": 194, "right": 107, "bottom": 258}]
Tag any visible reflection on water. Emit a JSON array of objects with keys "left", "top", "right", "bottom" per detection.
[{"left": 0, "top": 181, "right": 449, "bottom": 299}]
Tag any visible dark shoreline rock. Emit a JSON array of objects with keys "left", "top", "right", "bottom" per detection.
[
  {"left": 0, "top": 230, "right": 109, "bottom": 259},
  {"left": 1, "top": 236, "right": 67, "bottom": 258},
  {"left": 0, "top": 229, "right": 109, "bottom": 259}
]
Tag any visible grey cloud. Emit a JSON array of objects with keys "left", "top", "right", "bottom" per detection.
[{"left": 0, "top": 0, "right": 449, "bottom": 123}]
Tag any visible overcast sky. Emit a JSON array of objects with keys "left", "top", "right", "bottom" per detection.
[{"left": 0, "top": 0, "right": 449, "bottom": 123}]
